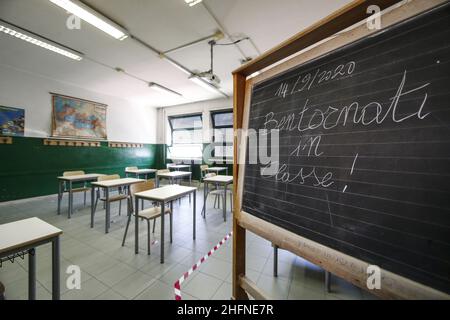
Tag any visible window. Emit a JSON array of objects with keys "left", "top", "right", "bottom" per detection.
[
  {"left": 211, "top": 110, "right": 233, "bottom": 160},
  {"left": 167, "top": 114, "right": 203, "bottom": 159}
]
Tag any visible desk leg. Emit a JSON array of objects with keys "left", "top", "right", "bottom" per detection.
[
  {"left": 325, "top": 271, "right": 331, "bottom": 293},
  {"left": 193, "top": 190, "right": 196, "bottom": 240},
  {"left": 189, "top": 175, "right": 192, "bottom": 203},
  {"left": 52, "top": 237, "right": 60, "bottom": 300},
  {"left": 90, "top": 186, "right": 95, "bottom": 228},
  {"left": 170, "top": 201, "right": 173, "bottom": 243},
  {"left": 160, "top": 201, "right": 165, "bottom": 264},
  {"left": 105, "top": 188, "right": 110, "bottom": 233},
  {"left": 141, "top": 183, "right": 144, "bottom": 210},
  {"left": 273, "top": 245, "right": 278, "bottom": 277},
  {"left": 223, "top": 183, "right": 227, "bottom": 222},
  {"left": 202, "top": 182, "right": 208, "bottom": 218},
  {"left": 68, "top": 181, "right": 73, "bottom": 219},
  {"left": 57, "top": 180, "right": 63, "bottom": 215},
  {"left": 135, "top": 196, "right": 139, "bottom": 254},
  {"left": 28, "top": 248, "right": 36, "bottom": 300}
]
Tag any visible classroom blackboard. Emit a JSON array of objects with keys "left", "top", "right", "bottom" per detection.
[{"left": 242, "top": 2, "right": 450, "bottom": 294}]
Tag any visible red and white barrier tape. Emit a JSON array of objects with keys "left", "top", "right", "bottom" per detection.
[{"left": 174, "top": 231, "right": 233, "bottom": 300}]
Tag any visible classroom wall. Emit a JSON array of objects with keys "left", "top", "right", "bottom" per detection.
[
  {"left": 0, "top": 64, "right": 157, "bottom": 143},
  {"left": 0, "top": 64, "right": 162, "bottom": 202},
  {"left": 0, "top": 138, "right": 163, "bottom": 202},
  {"left": 156, "top": 98, "right": 233, "bottom": 180},
  {"left": 156, "top": 97, "right": 232, "bottom": 144}
]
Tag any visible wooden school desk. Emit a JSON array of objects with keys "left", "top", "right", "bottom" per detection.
[
  {"left": 125, "top": 168, "right": 157, "bottom": 180},
  {"left": 134, "top": 185, "right": 197, "bottom": 263},
  {"left": 168, "top": 164, "right": 191, "bottom": 172},
  {"left": 156, "top": 171, "right": 192, "bottom": 187},
  {"left": 90, "top": 178, "right": 144, "bottom": 233},
  {"left": 0, "top": 218, "right": 62, "bottom": 300},
  {"left": 57, "top": 173, "right": 104, "bottom": 218},
  {"left": 202, "top": 175, "right": 233, "bottom": 222},
  {"left": 206, "top": 166, "right": 228, "bottom": 175}
]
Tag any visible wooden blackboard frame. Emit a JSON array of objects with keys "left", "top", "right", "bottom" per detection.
[{"left": 232, "top": 0, "right": 450, "bottom": 300}]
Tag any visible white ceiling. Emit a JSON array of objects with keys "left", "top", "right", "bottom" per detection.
[{"left": 0, "top": 0, "right": 351, "bottom": 107}]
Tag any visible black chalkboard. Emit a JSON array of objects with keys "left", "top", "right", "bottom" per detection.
[{"left": 243, "top": 3, "right": 450, "bottom": 294}]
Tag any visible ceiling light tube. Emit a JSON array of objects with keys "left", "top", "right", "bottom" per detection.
[
  {"left": 0, "top": 19, "right": 83, "bottom": 61},
  {"left": 161, "top": 55, "right": 192, "bottom": 76},
  {"left": 149, "top": 82, "right": 182, "bottom": 97},
  {"left": 49, "top": 0, "right": 129, "bottom": 40},
  {"left": 185, "top": 0, "right": 203, "bottom": 7}
]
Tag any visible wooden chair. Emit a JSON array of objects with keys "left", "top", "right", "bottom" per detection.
[
  {"left": 199, "top": 164, "right": 209, "bottom": 187},
  {"left": 63, "top": 170, "right": 90, "bottom": 206},
  {"left": 122, "top": 180, "right": 172, "bottom": 255},
  {"left": 204, "top": 173, "right": 233, "bottom": 213},
  {"left": 93, "top": 174, "right": 128, "bottom": 216},
  {"left": 156, "top": 169, "right": 170, "bottom": 186},
  {"left": 204, "top": 173, "right": 219, "bottom": 209}
]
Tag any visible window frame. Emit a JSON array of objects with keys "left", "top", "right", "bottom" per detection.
[
  {"left": 168, "top": 113, "right": 203, "bottom": 146},
  {"left": 167, "top": 113, "right": 203, "bottom": 160},
  {"left": 211, "top": 109, "right": 233, "bottom": 160}
]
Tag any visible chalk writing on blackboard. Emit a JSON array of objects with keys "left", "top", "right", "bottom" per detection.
[
  {"left": 243, "top": 3, "right": 450, "bottom": 295},
  {"left": 263, "top": 69, "right": 430, "bottom": 194}
]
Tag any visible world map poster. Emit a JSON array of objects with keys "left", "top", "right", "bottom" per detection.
[{"left": 51, "top": 94, "right": 107, "bottom": 140}]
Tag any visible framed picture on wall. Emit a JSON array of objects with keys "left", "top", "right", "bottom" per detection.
[
  {"left": 51, "top": 93, "right": 107, "bottom": 140},
  {"left": 0, "top": 105, "right": 25, "bottom": 136}
]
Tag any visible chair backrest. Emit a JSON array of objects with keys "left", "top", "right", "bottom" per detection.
[
  {"left": 204, "top": 173, "right": 216, "bottom": 179},
  {"left": 129, "top": 180, "right": 155, "bottom": 196},
  {"left": 63, "top": 170, "right": 85, "bottom": 176},
  {"left": 157, "top": 169, "right": 170, "bottom": 175},
  {"left": 98, "top": 174, "right": 120, "bottom": 182},
  {"left": 126, "top": 166, "right": 138, "bottom": 171}
]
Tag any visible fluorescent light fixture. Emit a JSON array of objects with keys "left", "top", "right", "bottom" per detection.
[
  {"left": 149, "top": 82, "right": 182, "bottom": 97},
  {"left": 163, "top": 56, "right": 192, "bottom": 76},
  {"left": 185, "top": 0, "right": 203, "bottom": 7},
  {"left": 189, "top": 75, "right": 223, "bottom": 94},
  {"left": 0, "top": 20, "right": 83, "bottom": 61},
  {"left": 49, "top": 0, "right": 129, "bottom": 40}
]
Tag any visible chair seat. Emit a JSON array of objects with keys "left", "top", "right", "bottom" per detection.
[
  {"left": 210, "top": 189, "right": 232, "bottom": 195},
  {"left": 65, "top": 187, "right": 90, "bottom": 193},
  {"left": 100, "top": 194, "right": 129, "bottom": 202},
  {"left": 135, "top": 207, "right": 171, "bottom": 220}
]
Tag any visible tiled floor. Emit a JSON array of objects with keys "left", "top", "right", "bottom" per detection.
[{"left": 0, "top": 186, "right": 376, "bottom": 300}]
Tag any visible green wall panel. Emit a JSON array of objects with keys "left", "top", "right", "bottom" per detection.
[
  {"left": 0, "top": 139, "right": 233, "bottom": 202},
  {"left": 0, "top": 137, "right": 164, "bottom": 202}
]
